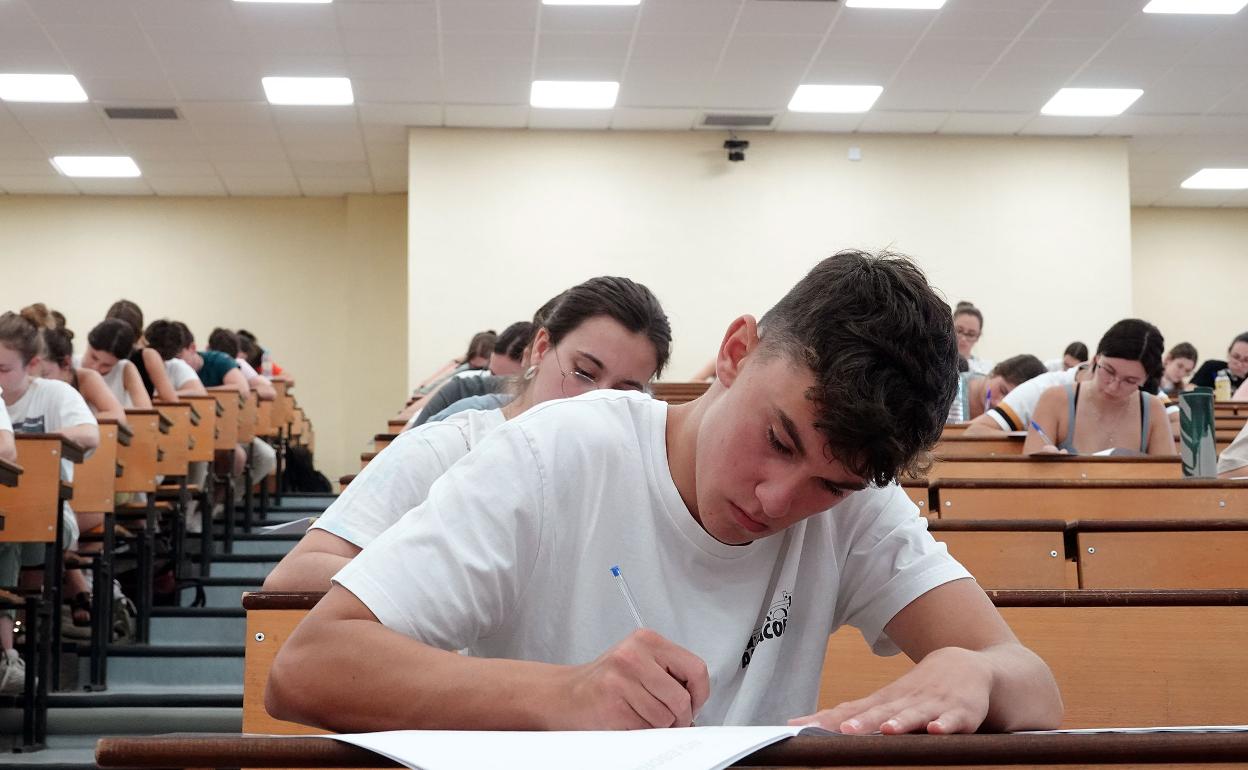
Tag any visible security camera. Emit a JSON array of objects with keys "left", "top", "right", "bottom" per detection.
[{"left": 724, "top": 139, "right": 749, "bottom": 162}]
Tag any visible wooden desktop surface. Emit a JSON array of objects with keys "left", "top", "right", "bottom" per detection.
[{"left": 94, "top": 731, "right": 1248, "bottom": 768}]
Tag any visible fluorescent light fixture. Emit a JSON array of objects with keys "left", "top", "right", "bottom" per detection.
[
  {"left": 261, "top": 76, "right": 353, "bottom": 106},
  {"left": 788, "top": 84, "right": 883, "bottom": 113},
  {"left": 0, "top": 74, "right": 87, "bottom": 103},
  {"left": 530, "top": 80, "right": 619, "bottom": 109},
  {"left": 845, "top": 0, "right": 947, "bottom": 8},
  {"left": 543, "top": 0, "right": 640, "bottom": 5},
  {"left": 1041, "top": 87, "right": 1142, "bottom": 116},
  {"left": 1182, "top": 168, "right": 1248, "bottom": 189},
  {"left": 51, "top": 156, "right": 141, "bottom": 178},
  {"left": 1143, "top": 0, "right": 1248, "bottom": 14}
]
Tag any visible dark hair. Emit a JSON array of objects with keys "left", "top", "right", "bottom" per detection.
[
  {"left": 237, "top": 329, "right": 257, "bottom": 344},
  {"left": 1096, "top": 319, "right": 1165, "bottom": 393},
  {"left": 542, "top": 276, "right": 671, "bottom": 378},
  {"left": 145, "top": 319, "right": 185, "bottom": 361},
  {"left": 238, "top": 334, "right": 261, "bottom": 368},
  {"left": 758, "top": 249, "right": 958, "bottom": 486},
  {"left": 173, "top": 321, "right": 194, "bottom": 348},
  {"left": 1167, "top": 342, "right": 1198, "bottom": 364},
  {"left": 41, "top": 326, "right": 75, "bottom": 368},
  {"left": 107, "top": 299, "right": 144, "bottom": 337},
  {"left": 494, "top": 321, "right": 536, "bottom": 363},
  {"left": 1063, "top": 341, "right": 1089, "bottom": 363},
  {"left": 957, "top": 356, "right": 969, "bottom": 373},
  {"left": 51, "top": 310, "right": 66, "bottom": 330},
  {"left": 1229, "top": 333, "right": 1248, "bottom": 353},
  {"left": 208, "top": 327, "right": 240, "bottom": 358},
  {"left": 991, "top": 354, "right": 1047, "bottom": 387},
  {"left": 88, "top": 319, "right": 137, "bottom": 360},
  {"left": 953, "top": 301, "right": 983, "bottom": 330},
  {"left": 463, "top": 331, "right": 497, "bottom": 365},
  {"left": 0, "top": 311, "right": 42, "bottom": 363}
]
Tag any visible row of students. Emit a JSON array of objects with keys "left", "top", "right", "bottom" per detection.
[{"left": 263, "top": 252, "right": 1063, "bottom": 737}]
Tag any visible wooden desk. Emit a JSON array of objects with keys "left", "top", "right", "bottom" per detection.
[
  {"left": 0, "top": 457, "right": 19, "bottom": 487},
  {"left": 926, "top": 455, "right": 1183, "bottom": 482},
  {"left": 154, "top": 402, "right": 192, "bottom": 477},
  {"left": 928, "top": 519, "right": 1072, "bottom": 589},
  {"left": 934, "top": 478, "right": 1248, "bottom": 521},
  {"left": 94, "top": 731, "right": 1248, "bottom": 768},
  {"left": 650, "top": 381, "right": 709, "bottom": 406},
  {"left": 373, "top": 433, "right": 397, "bottom": 452},
  {"left": 1075, "top": 520, "right": 1248, "bottom": 589},
  {"left": 74, "top": 419, "right": 130, "bottom": 514},
  {"left": 209, "top": 389, "right": 242, "bottom": 450},
  {"left": 934, "top": 433, "right": 1025, "bottom": 458},
  {"left": 118, "top": 410, "right": 162, "bottom": 494}
]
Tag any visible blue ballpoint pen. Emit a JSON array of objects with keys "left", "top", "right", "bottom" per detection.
[{"left": 1029, "top": 419, "right": 1055, "bottom": 447}]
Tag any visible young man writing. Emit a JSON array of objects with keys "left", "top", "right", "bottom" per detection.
[{"left": 267, "top": 250, "right": 1062, "bottom": 734}]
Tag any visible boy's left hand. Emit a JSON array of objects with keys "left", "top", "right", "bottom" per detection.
[{"left": 788, "top": 646, "right": 992, "bottom": 734}]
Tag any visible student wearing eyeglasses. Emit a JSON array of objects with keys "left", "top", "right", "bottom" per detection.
[
  {"left": 1024, "top": 319, "right": 1175, "bottom": 456},
  {"left": 262, "top": 277, "right": 672, "bottom": 592},
  {"left": 953, "top": 302, "right": 992, "bottom": 375},
  {"left": 1189, "top": 332, "right": 1248, "bottom": 395}
]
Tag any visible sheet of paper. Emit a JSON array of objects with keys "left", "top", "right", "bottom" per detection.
[
  {"left": 257, "top": 516, "right": 315, "bottom": 535},
  {"left": 327, "top": 726, "right": 831, "bottom": 770},
  {"left": 1021, "top": 724, "right": 1248, "bottom": 735}
]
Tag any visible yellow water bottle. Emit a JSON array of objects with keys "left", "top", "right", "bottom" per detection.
[{"left": 1215, "top": 370, "right": 1232, "bottom": 401}]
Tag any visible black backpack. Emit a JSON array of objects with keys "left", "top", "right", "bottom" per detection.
[{"left": 284, "top": 445, "right": 332, "bottom": 493}]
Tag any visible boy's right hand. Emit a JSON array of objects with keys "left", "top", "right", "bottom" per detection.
[{"left": 547, "top": 629, "right": 709, "bottom": 729}]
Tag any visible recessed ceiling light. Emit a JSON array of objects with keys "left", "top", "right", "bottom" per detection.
[
  {"left": 0, "top": 74, "right": 88, "bottom": 103},
  {"left": 51, "top": 156, "right": 141, "bottom": 178},
  {"left": 1143, "top": 0, "right": 1248, "bottom": 14},
  {"left": 788, "top": 84, "right": 883, "bottom": 113},
  {"left": 845, "top": 0, "right": 947, "bottom": 8},
  {"left": 1040, "top": 87, "right": 1142, "bottom": 116},
  {"left": 543, "top": 0, "right": 640, "bottom": 5},
  {"left": 530, "top": 80, "right": 619, "bottom": 109},
  {"left": 261, "top": 76, "right": 353, "bottom": 105},
  {"left": 1181, "top": 168, "right": 1248, "bottom": 189}
]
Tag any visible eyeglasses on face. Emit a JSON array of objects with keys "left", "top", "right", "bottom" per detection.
[
  {"left": 1098, "top": 360, "right": 1143, "bottom": 388},
  {"left": 954, "top": 327, "right": 980, "bottom": 341}
]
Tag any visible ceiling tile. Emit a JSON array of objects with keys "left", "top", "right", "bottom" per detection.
[
  {"left": 1100, "top": 114, "right": 1195, "bottom": 137},
  {"left": 341, "top": 26, "right": 434, "bottom": 58},
  {"left": 357, "top": 103, "right": 443, "bottom": 126},
  {"left": 139, "top": 159, "right": 217, "bottom": 177},
  {"left": 61, "top": 47, "right": 167, "bottom": 80},
  {"left": 0, "top": 159, "right": 55, "bottom": 176},
  {"left": 442, "top": 104, "right": 530, "bottom": 128},
  {"left": 1018, "top": 115, "right": 1114, "bottom": 136},
  {"left": 298, "top": 177, "right": 375, "bottom": 196},
  {"left": 440, "top": 2, "right": 538, "bottom": 34},
  {"left": 907, "top": 37, "right": 1014, "bottom": 67},
  {"left": 610, "top": 107, "right": 699, "bottom": 130},
  {"left": 221, "top": 176, "right": 302, "bottom": 196},
  {"left": 703, "top": 59, "right": 806, "bottom": 111},
  {"left": 125, "top": 142, "right": 210, "bottom": 161},
  {"left": 30, "top": 0, "right": 132, "bottom": 26},
  {"left": 131, "top": 0, "right": 236, "bottom": 29},
  {"left": 205, "top": 143, "right": 289, "bottom": 162},
  {"left": 803, "top": 58, "right": 900, "bottom": 85},
  {"left": 252, "top": 53, "right": 348, "bottom": 78},
  {"left": 995, "top": 38, "right": 1104, "bottom": 70},
  {"left": 283, "top": 140, "right": 367, "bottom": 163},
  {"left": 735, "top": 1, "right": 837, "bottom": 36},
  {"left": 539, "top": 33, "right": 631, "bottom": 61},
  {"left": 43, "top": 23, "right": 148, "bottom": 53},
  {"left": 372, "top": 176, "right": 407, "bottom": 194},
  {"left": 618, "top": 59, "right": 717, "bottom": 108},
  {"left": 857, "top": 110, "right": 948, "bottom": 134},
  {"left": 336, "top": 2, "right": 438, "bottom": 31},
  {"left": 215, "top": 159, "right": 294, "bottom": 178},
  {"left": 246, "top": 25, "right": 344, "bottom": 57},
  {"left": 0, "top": 175, "right": 79, "bottom": 194},
  {"left": 926, "top": 9, "right": 1036, "bottom": 39},
  {"left": 192, "top": 121, "right": 282, "bottom": 145},
  {"left": 71, "top": 178, "right": 153, "bottom": 195},
  {"left": 232, "top": 2, "right": 338, "bottom": 29},
  {"left": 0, "top": 140, "right": 50, "bottom": 160},
  {"left": 1066, "top": 64, "right": 1166, "bottom": 91},
  {"left": 814, "top": 36, "right": 912, "bottom": 67},
  {"left": 0, "top": 1, "right": 37, "bottom": 25},
  {"left": 442, "top": 33, "right": 533, "bottom": 61},
  {"left": 828, "top": 10, "right": 935, "bottom": 39},
  {"left": 773, "top": 112, "right": 863, "bottom": 133},
  {"left": 541, "top": 5, "right": 639, "bottom": 34},
  {"left": 637, "top": 1, "right": 740, "bottom": 38},
  {"left": 362, "top": 122, "right": 409, "bottom": 143},
  {"left": 179, "top": 102, "right": 273, "bottom": 125},
  {"left": 291, "top": 160, "right": 371, "bottom": 178},
  {"left": 345, "top": 53, "right": 440, "bottom": 81},
  {"left": 365, "top": 142, "right": 408, "bottom": 171},
  {"left": 442, "top": 58, "right": 531, "bottom": 104},
  {"left": 277, "top": 121, "right": 363, "bottom": 145},
  {"left": 80, "top": 76, "right": 179, "bottom": 102},
  {"left": 106, "top": 119, "right": 201, "bottom": 146},
  {"left": 527, "top": 108, "right": 612, "bottom": 130},
  {"left": 145, "top": 24, "right": 252, "bottom": 55},
  {"left": 875, "top": 63, "right": 990, "bottom": 111},
  {"left": 356, "top": 77, "right": 445, "bottom": 103},
  {"left": 1022, "top": 10, "right": 1130, "bottom": 40},
  {"left": 720, "top": 35, "right": 822, "bottom": 67},
  {"left": 1181, "top": 27, "right": 1248, "bottom": 68},
  {"left": 1155, "top": 188, "right": 1235, "bottom": 207},
  {"left": 532, "top": 57, "right": 624, "bottom": 81},
  {"left": 1089, "top": 34, "right": 1201, "bottom": 72},
  {"left": 1131, "top": 67, "right": 1246, "bottom": 115},
  {"left": 630, "top": 34, "right": 727, "bottom": 62},
  {"left": 1219, "top": 190, "right": 1248, "bottom": 208},
  {"left": 939, "top": 112, "right": 1032, "bottom": 134},
  {"left": 148, "top": 176, "right": 227, "bottom": 196}
]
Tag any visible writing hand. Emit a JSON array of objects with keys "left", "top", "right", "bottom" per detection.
[
  {"left": 547, "top": 629, "right": 709, "bottom": 730},
  {"left": 789, "top": 646, "right": 992, "bottom": 735}
]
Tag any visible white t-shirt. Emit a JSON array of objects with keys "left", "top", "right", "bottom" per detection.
[
  {"left": 334, "top": 391, "right": 971, "bottom": 726},
  {"left": 0, "top": 387, "right": 11, "bottom": 434},
  {"left": 236, "top": 357, "right": 263, "bottom": 382},
  {"left": 985, "top": 365, "right": 1082, "bottom": 431},
  {"left": 166, "top": 358, "right": 199, "bottom": 390},
  {"left": 100, "top": 358, "right": 134, "bottom": 408},
  {"left": 4, "top": 378, "right": 98, "bottom": 481},
  {"left": 312, "top": 407, "right": 507, "bottom": 549},
  {"left": 966, "top": 355, "right": 994, "bottom": 376}
]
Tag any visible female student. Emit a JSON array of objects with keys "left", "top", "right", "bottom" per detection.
[
  {"left": 0, "top": 310, "right": 101, "bottom": 692},
  {"left": 954, "top": 301, "right": 992, "bottom": 375},
  {"left": 1025, "top": 319, "right": 1174, "bottom": 456},
  {"left": 38, "top": 326, "right": 128, "bottom": 423},
  {"left": 1159, "top": 342, "right": 1198, "bottom": 399},
  {"left": 947, "top": 354, "right": 1047, "bottom": 423},
  {"left": 263, "top": 276, "right": 672, "bottom": 591},
  {"left": 80, "top": 319, "right": 152, "bottom": 409},
  {"left": 1190, "top": 332, "right": 1248, "bottom": 393}
]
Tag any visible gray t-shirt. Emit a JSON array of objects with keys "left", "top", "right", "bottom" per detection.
[{"left": 412, "top": 372, "right": 508, "bottom": 427}]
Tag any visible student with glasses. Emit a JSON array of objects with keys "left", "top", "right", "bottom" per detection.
[
  {"left": 953, "top": 301, "right": 992, "bottom": 375},
  {"left": 1025, "top": 319, "right": 1174, "bottom": 456},
  {"left": 262, "top": 276, "right": 671, "bottom": 592},
  {"left": 1189, "top": 332, "right": 1248, "bottom": 394}
]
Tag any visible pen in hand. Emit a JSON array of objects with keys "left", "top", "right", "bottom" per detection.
[
  {"left": 610, "top": 565, "right": 699, "bottom": 726},
  {"left": 1029, "top": 419, "right": 1056, "bottom": 448}
]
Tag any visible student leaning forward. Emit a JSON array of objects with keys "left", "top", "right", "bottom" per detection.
[{"left": 266, "top": 249, "right": 1063, "bottom": 735}]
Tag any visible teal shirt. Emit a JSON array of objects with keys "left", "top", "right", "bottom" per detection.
[{"left": 198, "top": 349, "right": 240, "bottom": 388}]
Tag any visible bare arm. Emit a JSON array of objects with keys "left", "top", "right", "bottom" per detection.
[
  {"left": 142, "top": 348, "right": 179, "bottom": 403},
  {"left": 1022, "top": 387, "right": 1066, "bottom": 455},
  {"left": 61, "top": 422, "right": 100, "bottom": 453},
  {"left": 76, "top": 368, "right": 126, "bottom": 424},
  {"left": 122, "top": 363, "right": 152, "bottom": 410},
  {"left": 248, "top": 376, "right": 276, "bottom": 401},
  {"left": 0, "top": 430, "right": 14, "bottom": 464},
  {"left": 262, "top": 529, "right": 361, "bottom": 591},
  {"left": 223, "top": 368, "right": 250, "bottom": 396},
  {"left": 962, "top": 413, "right": 1006, "bottom": 437},
  {"left": 177, "top": 378, "right": 207, "bottom": 396},
  {"left": 1146, "top": 396, "right": 1176, "bottom": 456},
  {"left": 793, "top": 580, "right": 1062, "bottom": 734},
  {"left": 266, "top": 586, "right": 709, "bottom": 733}
]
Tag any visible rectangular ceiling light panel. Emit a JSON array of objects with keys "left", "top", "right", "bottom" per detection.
[
  {"left": 1143, "top": 0, "right": 1248, "bottom": 13},
  {"left": 1182, "top": 168, "right": 1248, "bottom": 189},
  {"left": 845, "top": 0, "right": 947, "bottom": 8},
  {"left": 530, "top": 80, "right": 619, "bottom": 109},
  {"left": 262, "top": 76, "right": 354, "bottom": 105},
  {"left": 0, "top": 74, "right": 88, "bottom": 102},
  {"left": 1041, "top": 87, "right": 1143, "bottom": 116},
  {"left": 789, "top": 84, "right": 883, "bottom": 113},
  {"left": 52, "top": 156, "right": 141, "bottom": 178}
]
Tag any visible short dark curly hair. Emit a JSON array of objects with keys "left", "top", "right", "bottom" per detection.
[{"left": 757, "top": 249, "right": 959, "bottom": 486}]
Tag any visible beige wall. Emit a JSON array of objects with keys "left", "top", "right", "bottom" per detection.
[
  {"left": 407, "top": 129, "right": 1133, "bottom": 383},
  {"left": 0, "top": 193, "right": 408, "bottom": 484}
]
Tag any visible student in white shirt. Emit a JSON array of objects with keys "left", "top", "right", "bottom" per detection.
[
  {"left": 208, "top": 327, "right": 279, "bottom": 494},
  {"left": 263, "top": 277, "right": 672, "bottom": 592},
  {"left": 964, "top": 364, "right": 1090, "bottom": 435},
  {"left": 38, "top": 326, "right": 127, "bottom": 424},
  {"left": 0, "top": 389, "right": 13, "bottom": 464},
  {"left": 81, "top": 319, "right": 153, "bottom": 410},
  {"left": 267, "top": 251, "right": 1061, "bottom": 735},
  {"left": 0, "top": 310, "right": 101, "bottom": 694}
]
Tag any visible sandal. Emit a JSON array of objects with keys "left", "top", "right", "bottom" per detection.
[{"left": 70, "top": 591, "right": 92, "bottom": 627}]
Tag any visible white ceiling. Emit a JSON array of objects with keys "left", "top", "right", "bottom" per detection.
[{"left": 1, "top": 0, "right": 1246, "bottom": 205}]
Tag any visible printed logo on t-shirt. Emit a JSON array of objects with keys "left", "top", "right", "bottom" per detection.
[
  {"left": 12, "top": 416, "right": 45, "bottom": 434},
  {"left": 740, "top": 591, "right": 791, "bottom": 668}
]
